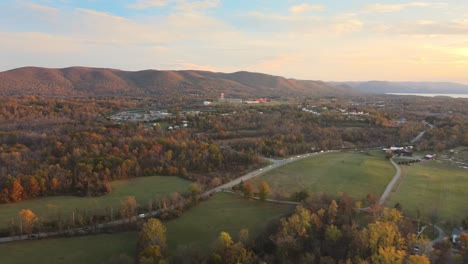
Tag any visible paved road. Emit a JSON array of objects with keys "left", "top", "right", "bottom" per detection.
[
  {"left": 425, "top": 225, "right": 446, "bottom": 254},
  {"left": 202, "top": 151, "right": 335, "bottom": 198},
  {"left": 378, "top": 158, "right": 402, "bottom": 205},
  {"left": 0, "top": 151, "right": 331, "bottom": 244},
  {"left": 411, "top": 131, "right": 426, "bottom": 144}
]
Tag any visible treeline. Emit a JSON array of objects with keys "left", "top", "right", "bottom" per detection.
[
  {"left": 1, "top": 95, "right": 466, "bottom": 203},
  {"left": 0, "top": 97, "right": 262, "bottom": 203},
  {"left": 134, "top": 193, "right": 468, "bottom": 264},
  {"left": 0, "top": 126, "right": 260, "bottom": 203}
]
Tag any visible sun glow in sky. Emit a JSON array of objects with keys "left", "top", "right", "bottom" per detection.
[{"left": 1, "top": 0, "right": 468, "bottom": 83}]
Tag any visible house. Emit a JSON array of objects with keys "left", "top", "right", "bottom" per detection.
[
  {"left": 424, "top": 154, "right": 435, "bottom": 160},
  {"left": 402, "top": 150, "right": 413, "bottom": 157},
  {"left": 382, "top": 146, "right": 404, "bottom": 153},
  {"left": 452, "top": 228, "right": 468, "bottom": 244}
]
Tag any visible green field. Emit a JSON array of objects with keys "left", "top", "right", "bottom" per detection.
[
  {"left": 251, "top": 152, "right": 395, "bottom": 199},
  {"left": 0, "top": 232, "right": 137, "bottom": 264},
  {"left": 0, "top": 176, "right": 191, "bottom": 229},
  {"left": 385, "top": 160, "right": 468, "bottom": 222},
  {"left": 166, "top": 192, "right": 293, "bottom": 251}
]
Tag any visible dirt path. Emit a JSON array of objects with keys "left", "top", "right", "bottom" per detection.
[
  {"left": 425, "top": 225, "right": 447, "bottom": 254},
  {"left": 379, "top": 158, "right": 401, "bottom": 205}
]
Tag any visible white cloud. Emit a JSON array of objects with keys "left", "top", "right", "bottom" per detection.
[
  {"left": 334, "top": 19, "right": 363, "bottom": 35},
  {"left": 378, "top": 19, "right": 468, "bottom": 35},
  {"left": 174, "top": 62, "right": 219, "bottom": 71},
  {"left": 290, "top": 4, "right": 324, "bottom": 13},
  {"left": 174, "top": 0, "right": 220, "bottom": 11},
  {"left": 128, "top": 0, "right": 219, "bottom": 11},
  {"left": 128, "top": 0, "right": 177, "bottom": 9},
  {"left": 366, "top": 2, "right": 448, "bottom": 13},
  {"left": 23, "top": 2, "right": 60, "bottom": 15}
]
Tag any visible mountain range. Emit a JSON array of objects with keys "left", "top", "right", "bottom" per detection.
[
  {"left": 1, "top": 67, "right": 467, "bottom": 98},
  {"left": 336, "top": 81, "right": 468, "bottom": 94},
  {"left": 0, "top": 67, "right": 346, "bottom": 98}
]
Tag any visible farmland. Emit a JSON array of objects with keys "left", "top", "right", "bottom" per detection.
[
  {"left": 165, "top": 192, "right": 293, "bottom": 251},
  {"left": 251, "top": 152, "right": 395, "bottom": 200},
  {"left": 385, "top": 160, "right": 468, "bottom": 222},
  {"left": 0, "top": 176, "right": 191, "bottom": 229},
  {"left": 0, "top": 232, "right": 137, "bottom": 264}
]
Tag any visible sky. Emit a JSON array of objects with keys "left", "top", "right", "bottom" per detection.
[{"left": 1, "top": 0, "right": 468, "bottom": 83}]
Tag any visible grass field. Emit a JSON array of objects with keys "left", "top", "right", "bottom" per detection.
[
  {"left": 0, "top": 176, "right": 191, "bottom": 229},
  {"left": 385, "top": 160, "right": 468, "bottom": 223},
  {"left": 166, "top": 192, "right": 293, "bottom": 251},
  {"left": 251, "top": 152, "right": 395, "bottom": 199},
  {"left": 0, "top": 232, "right": 137, "bottom": 264}
]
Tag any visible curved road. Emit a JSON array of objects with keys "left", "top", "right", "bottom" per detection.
[
  {"left": 425, "top": 225, "right": 446, "bottom": 254},
  {"left": 202, "top": 151, "right": 336, "bottom": 198},
  {"left": 0, "top": 151, "right": 332, "bottom": 244},
  {"left": 378, "top": 157, "right": 447, "bottom": 254},
  {"left": 379, "top": 158, "right": 401, "bottom": 205}
]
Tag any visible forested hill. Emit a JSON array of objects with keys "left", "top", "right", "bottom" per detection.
[
  {"left": 337, "top": 81, "right": 468, "bottom": 94},
  {"left": 0, "top": 67, "right": 348, "bottom": 97}
]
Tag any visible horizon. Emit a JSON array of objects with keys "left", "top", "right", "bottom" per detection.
[
  {"left": 1, "top": 1, "right": 468, "bottom": 84},
  {"left": 3, "top": 65, "right": 468, "bottom": 85}
]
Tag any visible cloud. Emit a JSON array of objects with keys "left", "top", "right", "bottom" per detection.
[
  {"left": 290, "top": 4, "right": 325, "bottom": 13},
  {"left": 365, "top": 2, "right": 448, "bottom": 13},
  {"left": 174, "top": 0, "right": 220, "bottom": 11},
  {"left": 334, "top": 19, "right": 363, "bottom": 35},
  {"left": 128, "top": 0, "right": 177, "bottom": 9},
  {"left": 128, "top": 0, "right": 219, "bottom": 11},
  {"left": 23, "top": 2, "right": 60, "bottom": 15},
  {"left": 174, "top": 62, "right": 219, "bottom": 71},
  {"left": 254, "top": 54, "right": 302, "bottom": 70},
  {"left": 381, "top": 20, "right": 468, "bottom": 35}
]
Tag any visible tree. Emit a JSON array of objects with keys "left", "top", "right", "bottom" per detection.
[
  {"left": 217, "top": 231, "right": 234, "bottom": 252},
  {"left": 9, "top": 180, "right": 24, "bottom": 202},
  {"left": 189, "top": 183, "right": 201, "bottom": 203},
  {"left": 368, "top": 221, "right": 405, "bottom": 255},
  {"left": 138, "top": 218, "right": 168, "bottom": 263},
  {"left": 370, "top": 246, "right": 406, "bottom": 264},
  {"left": 258, "top": 181, "right": 270, "bottom": 201},
  {"left": 18, "top": 209, "right": 38, "bottom": 237},
  {"left": 120, "top": 196, "right": 137, "bottom": 223},
  {"left": 243, "top": 182, "right": 254, "bottom": 199},
  {"left": 407, "top": 254, "right": 430, "bottom": 264},
  {"left": 327, "top": 200, "right": 338, "bottom": 224}
]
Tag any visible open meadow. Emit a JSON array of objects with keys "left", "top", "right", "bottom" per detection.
[
  {"left": 165, "top": 192, "right": 293, "bottom": 251},
  {"left": 0, "top": 232, "right": 137, "bottom": 264},
  {"left": 0, "top": 191, "right": 292, "bottom": 263},
  {"left": 0, "top": 176, "right": 191, "bottom": 229},
  {"left": 251, "top": 152, "right": 395, "bottom": 200},
  {"left": 385, "top": 160, "right": 468, "bottom": 223}
]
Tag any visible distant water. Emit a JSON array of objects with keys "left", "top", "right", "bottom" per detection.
[{"left": 387, "top": 93, "right": 468, "bottom": 98}]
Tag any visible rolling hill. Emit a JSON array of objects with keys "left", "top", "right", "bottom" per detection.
[
  {"left": 0, "top": 67, "right": 347, "bottom": 98},
  {"left": 338, "top": 81, "right": 468, "bottom": 94}
]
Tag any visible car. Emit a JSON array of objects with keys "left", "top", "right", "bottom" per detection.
[{"left": 138, "top": 213, "right": 145, "bottom": 218}]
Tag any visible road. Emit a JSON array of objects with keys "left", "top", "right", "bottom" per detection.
[
  {"left": 0, "top": 151, "right": 331, "bottom": 244},
  {"left": 378, "top": 152, "right": 447, "bottom": 254},
  {"left": 410, "top": 131, "right": 426, "bottom": 144},
  {"left": 202, "top": 151, "right": 335, "bottom": 197},
  {"left": 410, "top": 121, "right": 433, "bottom": 144},
  {"left": 425, "top": 225, "right": 446, "bottom": 254},
  {"left": 378, "top": 158, "right": 402, "bottom": 205}
]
